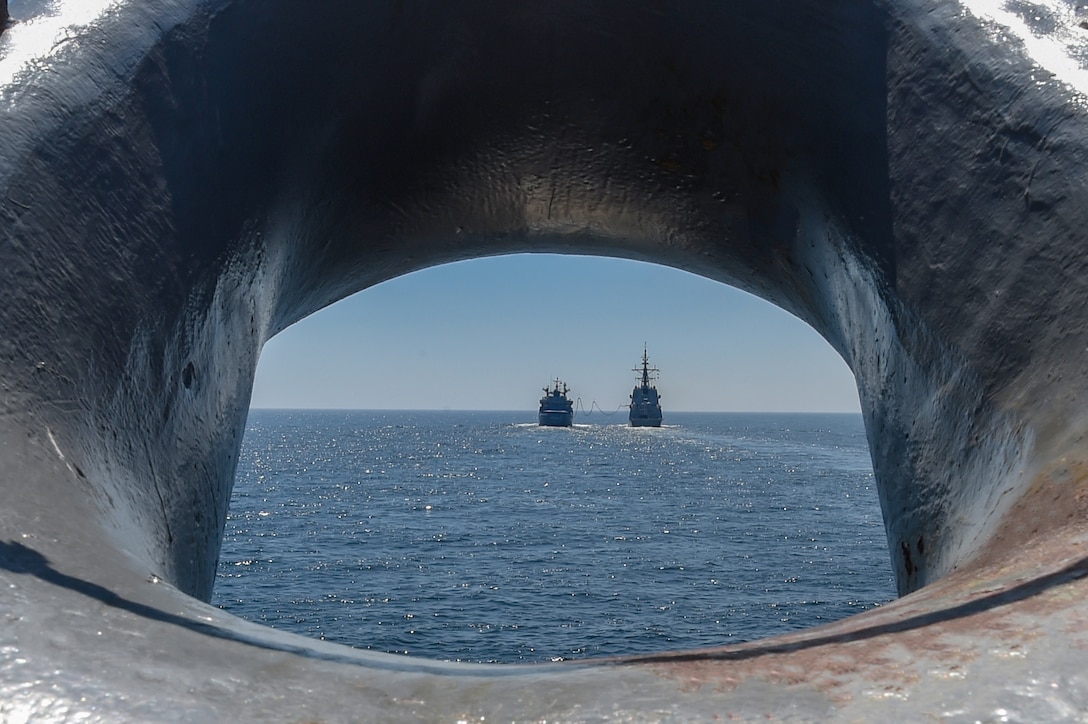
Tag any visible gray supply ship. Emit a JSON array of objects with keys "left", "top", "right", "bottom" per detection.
[
  {"left": 629, "top": 347, "right": 663, "bottom": 427},
  {"left": 539, "top": 379, "right": 574, "bottom": 426}
]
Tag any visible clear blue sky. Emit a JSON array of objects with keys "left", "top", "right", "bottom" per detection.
[{"left": 249, "top": 254, "right": 861, "bottom": 413}]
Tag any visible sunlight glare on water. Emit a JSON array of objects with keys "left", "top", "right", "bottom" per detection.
[{"left": 214, "top": 410, "right": 894, "bottom": 663}]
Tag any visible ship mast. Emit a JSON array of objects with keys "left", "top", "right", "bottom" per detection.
[{"left": 634, "top": 344, "right": 659, "bottom": 389}]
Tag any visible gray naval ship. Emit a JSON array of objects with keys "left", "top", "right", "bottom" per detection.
[
  {"left": 538, "top": 379, "right": 574, "bottom": 427},
  {"left": 629, "top": 347, "right": 663, "bottom": 427}
]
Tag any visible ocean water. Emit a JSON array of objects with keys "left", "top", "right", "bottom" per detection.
[{"left": 213, "top": 410, "right": 895, "bottom": 663}]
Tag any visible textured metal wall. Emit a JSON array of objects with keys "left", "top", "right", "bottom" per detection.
[{"left": 2, "top": 1, "right": 1088, "bottom": 719}]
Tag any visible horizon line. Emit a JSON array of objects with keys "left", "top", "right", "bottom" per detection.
[{"left": 247, "top": 407, "right": 863, "bottom": 414}]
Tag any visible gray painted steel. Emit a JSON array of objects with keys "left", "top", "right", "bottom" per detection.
[{"left": 2, "top": 0, "right": 1088, "bottom": 719}]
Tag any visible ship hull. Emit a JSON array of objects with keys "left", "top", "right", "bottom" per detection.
[
  {"left": 539, "top": 410, "right": 573, "bottom": 427},
  {"left": 629, "top": 409, "right": 662, "bottom": 427}
]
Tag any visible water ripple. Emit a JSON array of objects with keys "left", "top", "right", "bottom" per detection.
[{"left": 215, "top": 410, "right": 894, "bottom": 663}]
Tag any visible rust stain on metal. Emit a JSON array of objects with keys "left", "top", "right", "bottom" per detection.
[{"left": 975, "top": 457, "right": 1088, "bottom": 570}]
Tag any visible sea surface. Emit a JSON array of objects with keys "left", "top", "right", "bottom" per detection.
[{"left": 213, "top": 410, "right": 895, "bottom": 663}]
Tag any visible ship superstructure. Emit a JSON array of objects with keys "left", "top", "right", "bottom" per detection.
[{"left": 629, "top": 347, "right": 663, "bottom": 427}]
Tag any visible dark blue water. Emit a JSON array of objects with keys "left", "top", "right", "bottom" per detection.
[{"left": 213, "top": 410, "right": 895, "bottom": 663}]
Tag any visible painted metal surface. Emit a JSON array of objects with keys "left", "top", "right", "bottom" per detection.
[{"left": 2, "top": 0, "right": 1088, "bottom": 719}]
